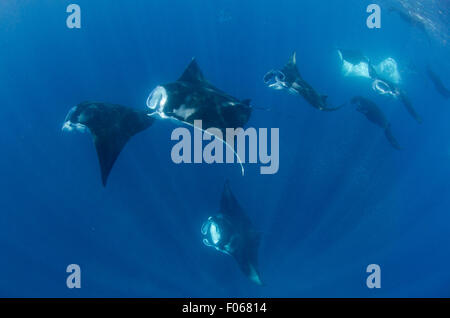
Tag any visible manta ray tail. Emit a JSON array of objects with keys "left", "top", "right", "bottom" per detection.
[
  {"left": 384, "top": 125, "right": 402, "bottom": 150},
  {"left": 190, "top": 124, "right": 245, "bottom": 176},
  {"left": 63, "top": 102, "right": 155, "bottom": 186}
]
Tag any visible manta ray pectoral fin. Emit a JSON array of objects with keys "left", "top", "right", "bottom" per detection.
[
  {"left": 247, "top": 231, "right": 263, "bottom": 285},
  {"left": 220, "top": 181, "right": 262, "bottom": 285},
  {"left": 93, "top": 132, "right": 130, "bottom": 186},
  {"left": 384, "top": 125, "right": 402, "bottom": 150},
  {"left": 94, "top": 113, "right": 154, "bottom": 186},
  {"left": 233, "top": 231, "right": 263, "bottom": 285},
  {"left": 178, "top": 58, "right": 207, "bottom": 83},
  {"left": 220, "top": 180, "right": 252, "bottom": 227},
  {"left": 282, "top": 51, "right": 302, "bottom": 79},
  {"left": 220, "top": 180, "right": 244, "bottom": 217},
  {"left": 241, "top": 99, "right": 251, "bottom": 106},
  {"left": 245, "top": 262, "right": 263, "bottom": 286},
  {"left": 63, "top": 102, "right": 154, "bottom": 186},
  {"left": 288, "top": 51, "right": 297, "bottom": 65}
]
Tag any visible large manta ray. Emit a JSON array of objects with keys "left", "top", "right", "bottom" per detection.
[
  {"left": 351, "top": 96, "right": 401, "bottom": 150},
  {"left": 62, "top": 102, "right": 155, "bottom": 186},
  {"left": 263, "top": 52, "right": 345, "bottom": 111},
  {"left": 63, "top": 59, "right": 252, "bottom": 186},
  {"left": 147, "top": 59, "right": 252, "bottom": 132},
  {"left": 201, "top": 181, "right": 263, "bottom": 285},
  {"left": 146, "top": 58, "right": 251, "bottom": 175}
]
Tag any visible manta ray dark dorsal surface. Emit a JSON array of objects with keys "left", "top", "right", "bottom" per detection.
[
  {"left": 63, "top": 102, "right": 154, "bottom": 186},
  {"left": 154, "top": 57, "right": 253, "bottom": 133},
  {"left": 281, "top": 51, "right": 302, "bottom": 82},
  {"left": 146, "top": 58, "right": 254, "bottom": 176},
  {"left": 220, "top": 180, "right": 249, "bottom": 225}
]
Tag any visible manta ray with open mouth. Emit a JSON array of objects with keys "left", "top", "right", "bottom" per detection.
[
  {"left": 62, "top": 59, "right": 253, "bottom": 185},
  {"left": 264, "top": 52, "right": 345, "bottom": 112},
  {"left": 201, "top": 181, "right": 263, "bottom": 285}
]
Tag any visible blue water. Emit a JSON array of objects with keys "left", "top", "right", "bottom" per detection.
[{"left": 0, "top": 0, "right": 449, "bottom": 297}]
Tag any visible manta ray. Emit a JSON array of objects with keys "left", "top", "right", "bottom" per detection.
[
  {"left": 264, "top": 52, "right": 345, "bottom": 111},
  {"left": 63, "top": 59, "right": 253, "bottom": 185},
  {"left": 426, "top": 65, "right": 450, "bottom": 99},
  {"left": 201, "top": 181, "right": 263, "bottom": 285},
  {"left": 351, "top": 96, "right": 401, "bottom": 150},
  {"left": 62, "top": 101, "right": 155, "bottom": 186}
]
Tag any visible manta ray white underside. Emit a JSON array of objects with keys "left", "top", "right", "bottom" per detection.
[{"left": 338, "top": 51, "right": 401, "bottom": 84}]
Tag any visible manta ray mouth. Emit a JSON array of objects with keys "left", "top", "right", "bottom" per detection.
[
  {"left": 201, "top": 217, "right": 221, "bottom": 246},
  {"left": 62, "top": 121, "right": 88, "bottom": 133},
  {"left": 61, "top": 106, "right": 89, "bottom": 133},
  {"left": 201, "top": 217, "right": 232, "bottom": 255},
  {"left": 372, "top": 79, "right": 399, "bottom": 97},
  {"left": 263, "top": 70, "right": 287, "bottom": 90},
  {"left": 146, "top": 86, "right": 168, "bottom": 117}
]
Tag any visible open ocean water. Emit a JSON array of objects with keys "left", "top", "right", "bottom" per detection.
[{"left": 0, "top": 0, "right": 449, "bottom": 297}]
